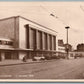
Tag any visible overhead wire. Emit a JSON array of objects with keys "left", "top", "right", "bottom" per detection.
[
  {"left": 40, "top": 5, "right": 58, "bottom": 33},
  {"left": 80, "top": 5, "right": 84, "bottom": 12},
  {"left": 40, "top": 5, "right": 68, "bottom": 26},
  {"left": 40, "top": 4, "right": 84, "bottom": 49},
  {"left": 40, "top": 5, "right": 80, "bottom": 33}
]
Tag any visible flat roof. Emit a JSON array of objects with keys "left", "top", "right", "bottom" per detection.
[
  {"left": 0, "top": 16, "right": 57, "bottom": 35},
  {"left": 19, "top": 16, "right": 57, "bottom": 34}
]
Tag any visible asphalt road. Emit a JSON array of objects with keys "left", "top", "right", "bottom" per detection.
[{"left": 0, "top": 57, "right": 84, "bottom": 79}]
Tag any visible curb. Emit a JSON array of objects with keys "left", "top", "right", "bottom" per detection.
[{"left": 0, "top": 59, "right": 59, "bottom": 67}]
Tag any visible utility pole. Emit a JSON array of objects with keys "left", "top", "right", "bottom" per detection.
[{"left": 65, "top": 26, "right": 70, "bottom": 59}]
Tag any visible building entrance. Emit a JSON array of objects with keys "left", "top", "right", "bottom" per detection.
[
  {"left": 5, "top": 52, "right": 11, "bottom": 59},
  {"left": 0, "top": 52, "right": 1, "bottom": 61}
]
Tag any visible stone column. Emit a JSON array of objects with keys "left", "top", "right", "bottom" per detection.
[
  {"left": 14, "top": 17, "right": 19, "bottom": 48},
  {"left": 24, "top": 24, "right": 31, "bottom": 49}
]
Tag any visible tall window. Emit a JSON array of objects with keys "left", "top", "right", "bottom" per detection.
[
  {"left": 53, "top": 36, "right": 56, "bottom": 50},
  {"left": 48, "top": 35, "right": 52, "bottom": 50},
  {"left": 44, "top": 33, "right": 47, "bottom": 50},
  {"left": 30, "top": 28, "right": 36, "bottom": 49},
  {"left": 50, "top": 35, "right": 52, "bottom": 50},
  {"left": 38, "top": 31, "right": 42, "bottom": 49}
]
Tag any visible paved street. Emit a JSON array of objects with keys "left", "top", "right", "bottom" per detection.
[{"left": 0, "top": 58, "right": 84, "bottom": 79}]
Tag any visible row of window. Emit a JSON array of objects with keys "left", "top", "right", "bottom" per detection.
[
  {"left": 26, "top": 26, "right": 56, "bottom": 50},
  {"left": 0, "top": 40, "right": 13, "bottom": 46}
]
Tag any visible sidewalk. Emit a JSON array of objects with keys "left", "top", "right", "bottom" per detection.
[
  {"left": 0, "top": 59, "right": 40, "bottom": 66},
  {"left": 0, "top": 56, "right": 75, "bottom": 66},
  {"left": 0, "top": 59, "right": 58, "bottom": 66}
]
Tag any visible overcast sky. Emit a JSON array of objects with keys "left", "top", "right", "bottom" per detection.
[{"left": 0, "top": 1, "right": 84, "bottom": 49}]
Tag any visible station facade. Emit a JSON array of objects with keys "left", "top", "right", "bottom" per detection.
[{"left": 0, "top": 16, "right": 57, "bottom": 60}]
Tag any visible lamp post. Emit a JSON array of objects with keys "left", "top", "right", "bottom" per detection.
[{"left": 65, "top": 26, "right": 70, "bottom": 59}]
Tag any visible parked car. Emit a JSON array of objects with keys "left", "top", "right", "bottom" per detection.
[
  {"left": 74, "top": 54, "right": 83, "bottom": 59},
  {"left": 59, "top": 55, "right": 66, "bottom": 59},
  {"left": 33, "top": 56, "right": 45, "bottom": 61},
  {"left": 51, "top": 54, "right": 60, "bottom": 59},
  {"left": 44, "top": 54, "right": 51, "bottom": 60}
]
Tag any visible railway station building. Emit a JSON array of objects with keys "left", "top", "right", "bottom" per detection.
[{"left": 0, "top": 16, "right": 57, "bottom": 61}]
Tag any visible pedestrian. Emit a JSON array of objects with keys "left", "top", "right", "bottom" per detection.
[{"left": 22, "top": 55, "right": 27, "bottom": 62}]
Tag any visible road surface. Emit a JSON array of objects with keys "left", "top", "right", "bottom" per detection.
[{"left": 0, "top": 58, "right": 84, "bottom": 79}]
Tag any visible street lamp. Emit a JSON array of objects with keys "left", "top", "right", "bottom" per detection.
[{"left": 65, "top": 26, "right": 70, "bottom": 59}]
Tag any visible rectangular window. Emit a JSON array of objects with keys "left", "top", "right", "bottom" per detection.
[
  {"left": 52, "top": 36, "right": 54, "bottom": 50},
  {"left": 30, "top": 28, "right": 36, "bottom": 49},
  {"left": 0, "top": 40, "right": 13, "bottom": 46},
  {"left": 38, "top": 31, "right": 42, "bottom": 49},
  {"left": 8, "top": 42, "right": 13, "bottom": 46},
  {"left": 49, "top": 35, "right": 52, "bottom": 50},
  {"left": 44, "top": 33, "right": 47, "bottom": 50},
  {"left": 53, "top": 36, "right": 56, "bottom": 50}
]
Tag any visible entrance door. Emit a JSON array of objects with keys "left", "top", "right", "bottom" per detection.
[
  {"left": 5, "top": 52, "right": 11, "bottom": 59},
  {"left": 0, "top": 52, "right": 1, "bottom": 61}
]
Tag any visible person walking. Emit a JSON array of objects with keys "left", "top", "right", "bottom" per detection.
[{"left": 22, "top": 55, "right": 27, "bottom": 62}]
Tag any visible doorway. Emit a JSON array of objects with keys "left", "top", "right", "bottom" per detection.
[{"left": 5, "top": 52, "right": 11, "bottom": 59}]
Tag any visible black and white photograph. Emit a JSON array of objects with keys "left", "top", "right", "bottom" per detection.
[{"left": 0, "top": 1, "right": 84, "bottom": 81}]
